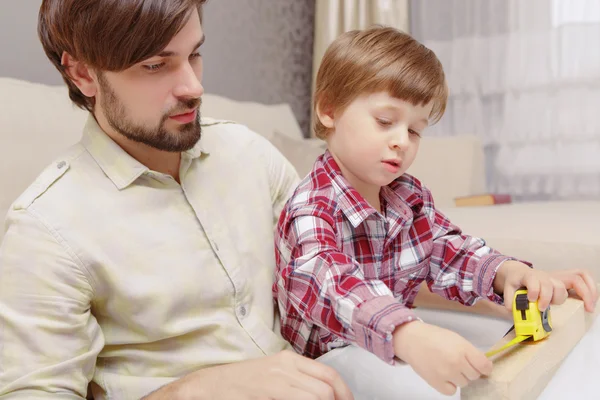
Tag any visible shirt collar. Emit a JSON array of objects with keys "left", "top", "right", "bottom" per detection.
[
  {"left": 320, "top": 150, "right": 424, "bottom": 227},
  {"left": 81, "top": 114, "right": 208, "bottom": 190},
  {"left": 385, "top": 178, "right": 425, "bottom": 215},
  {"left": 321, "top": 151, "right": 378, "bottom": 227}
]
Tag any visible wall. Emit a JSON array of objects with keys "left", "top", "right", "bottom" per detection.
[
  {"left": 0, "top": 0, "right": 62, "bottom": 85},
  {"left": 0, "top": 0, "right": 315, "bottom": 136},
  {"left": 202, "top": 0, "right": 315, "bottom": 136}
]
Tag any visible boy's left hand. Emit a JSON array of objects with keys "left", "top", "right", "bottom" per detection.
[{"left": 493, "top": 261, "right": 598, "bottom": 313}]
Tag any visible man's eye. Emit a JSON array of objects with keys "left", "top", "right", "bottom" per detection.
[
  {"left": 143, "top": 63, "right": 165, "bottom": 72},
  {"left": 190, "top": 52, "right": 202, "bottom": 59}
]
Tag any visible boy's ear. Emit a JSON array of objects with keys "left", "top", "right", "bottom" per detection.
[
  {"left": 316, "top": 99, "right": 335, "bottom": 129},
  {"left": 61, "top": 51, "right": 98, "bottom": 98}
]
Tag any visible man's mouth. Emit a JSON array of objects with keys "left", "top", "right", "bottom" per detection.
[{"left": 169, "top": 109, "right": 197, "bottom": 124}]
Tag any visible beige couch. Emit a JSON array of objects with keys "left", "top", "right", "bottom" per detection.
[{"left": 1, "top": 77, "right": 599, "bottom": 281}]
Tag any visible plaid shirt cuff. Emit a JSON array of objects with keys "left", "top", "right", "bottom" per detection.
[
  {"left": 352, "top": 296, "right": 417, "bottom": 365},
  {"left": 473, "top": 254, "right": 533, "bottom": 305}
]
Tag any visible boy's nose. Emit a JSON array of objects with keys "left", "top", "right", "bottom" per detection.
[{"left": 389, "top": 130, "right": 410, "bottom": 151}]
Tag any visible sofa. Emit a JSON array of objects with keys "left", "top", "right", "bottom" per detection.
[
  {"left": 2, "top": 76, "right": 599, "bottom": 280},
  {"left": 2, "top": 76, "right": 600, "bottom": 399}
]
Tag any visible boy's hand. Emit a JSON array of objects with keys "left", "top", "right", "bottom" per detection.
[
  {"left": 393, "top": 321, "right": 492, "bottom": 396},
  {"left": 547, "top": 269, "right": 598, "bottom": 312},
  {"left": 494, "top": 261, "right": 569, "bottom": 312}
]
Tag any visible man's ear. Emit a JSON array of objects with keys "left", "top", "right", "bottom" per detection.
[
  {"left": 61, "top": 52, "right": 98, "bottom": 98},
  {"left": 316, "top": 98, "right": 335, "bottom": 129}
]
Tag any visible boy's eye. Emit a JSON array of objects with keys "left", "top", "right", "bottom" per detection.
[
  {"left": 376, "top": 118, "right": 392, "bottom": 126},
  {"left": 409, "top": 129, "right": 422, "bottom": 137},
  {"left": 143, "top": 63, "right": 165, "bottom": 72}
]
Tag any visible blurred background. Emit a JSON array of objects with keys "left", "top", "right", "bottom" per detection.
[{"left": 1, "top": 0, "right": 599, "bottom": 202}]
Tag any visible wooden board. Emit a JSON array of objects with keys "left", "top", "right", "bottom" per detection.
[
  {"left": 413, "top": 282, "right": 512, "bottom": 319},
  {"left": 461, "top": 288, "right": 600, "bottom": 400}
]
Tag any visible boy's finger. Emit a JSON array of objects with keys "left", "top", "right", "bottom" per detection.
[
  {"left": 461, "top": 359, "right": 482, "bottom": 381},
  {"left": 550, "top": 279, "right": 568, "bottom": 305},
  {"left": 577, "top": 270, "right": 598, "bottom": 307},
  {"left": 437, "top": 382, "right": 458, "bottom": 397},
  {"left": 503, "top": 285, "right": 516, "bottom": 310},
  {"left": 537, "top": 280, "right": 554, "bottom": 311},
  {"left": 524, "top": 276, "right": 540, "bottom": 303},
  {"left": 568, "top": 274, "right": 595, "bottom": 312},
  {"left": 467, "top": 349, "right": 493, "bottom": 377}
]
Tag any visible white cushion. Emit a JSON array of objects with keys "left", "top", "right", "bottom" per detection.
[
  {"left": 0, "top": 77, "right": 88, "bottom": 236},
  {"left": 442, "top": 201, "right": 600, "bottom": 279},
  {"left": 0, "top": 77, "right": 305, "bottom": 241},
  {"left": 407, "top": 135, "right": 487, "bottom": 207},
  {"left": 201, "top": 94, "right": 304, "bottom": 141},
  {"left": 269, "top": 131, "right": 326, "bottom": 178},
  {"left": 267, "top": 133, "right": 487, "bottom": 202}
]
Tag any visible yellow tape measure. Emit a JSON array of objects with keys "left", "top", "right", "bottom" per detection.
[{"left": 485, "top": 288, "right": 552, "bottom": 358}]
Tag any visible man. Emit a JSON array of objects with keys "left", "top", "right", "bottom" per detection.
[{"left": 0, "top": 1, "right": 353, "bottom": 399}]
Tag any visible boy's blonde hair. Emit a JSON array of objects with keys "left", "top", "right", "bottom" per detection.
[{"left": 313, "top": 26, "right": 448, "bottom": 139}]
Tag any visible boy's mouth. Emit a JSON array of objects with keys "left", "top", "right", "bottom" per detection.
[
  {"left": 382, "top": 159, "right": 401, "bottom": 167},
  {"left": 382, "top": 159, "right": 402, "bottom": 172}
]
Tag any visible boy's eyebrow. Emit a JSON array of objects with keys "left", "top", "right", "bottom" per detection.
[
  {"left": 375, "top": 104, "right": 430, "bottom": 125},
  {"left": 156, "top": 35, "right": 206, "bottom": 57}
]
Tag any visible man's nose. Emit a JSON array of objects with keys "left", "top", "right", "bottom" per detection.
[{"left": 173, "top": 63, "right": 204, "bottom": 100}]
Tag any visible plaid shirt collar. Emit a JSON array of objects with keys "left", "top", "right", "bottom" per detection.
[{"left": 320, "top": 150, "right": 424, "bottom": 227}]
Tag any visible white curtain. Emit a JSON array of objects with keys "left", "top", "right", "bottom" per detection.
[
  {"left": 312, "top": 0, "right": 410, "bottom": 135},
  {"left": 313, "top": 0, "right": 410, "bottom": 74},
  {"left": 411, "top": 0, "right": 600, "bottom": 200}
]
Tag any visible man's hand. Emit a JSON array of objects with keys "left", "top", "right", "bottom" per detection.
[
  {"left": 494, "top": 261, "right": 597, "bottom": 312},
  {"left": 393, "top": 321, "right": 493, "bottom": 396},
  {"left": 144, "top": 350, "right": 354, "bottom": 400}
]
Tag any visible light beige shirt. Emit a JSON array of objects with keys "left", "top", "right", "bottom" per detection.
[{"left": 0, "top": 115, "right": 299, "bottom": 399}]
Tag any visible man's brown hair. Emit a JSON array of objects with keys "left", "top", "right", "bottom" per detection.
[
  {"left": 38, "top": 0, "right": 207, "bottom": 112},
  {"left": 313, "top": 26, "right": 448, "bottom": 139}
]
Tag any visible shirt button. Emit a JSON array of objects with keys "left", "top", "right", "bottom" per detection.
[
  {"left": 238, "top": 305, "right": 247, "bottom": 317},
  {"left": 57, "top": 161, "right": 66, "bottom": 169}
]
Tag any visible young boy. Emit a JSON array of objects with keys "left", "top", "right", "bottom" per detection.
[{"left": 273, "top": 26, "right": 597, "bottom": 396}]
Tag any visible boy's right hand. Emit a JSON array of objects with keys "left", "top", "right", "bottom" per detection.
[{"left": 393, "top": 321, "right": 493, "bottom": 396}]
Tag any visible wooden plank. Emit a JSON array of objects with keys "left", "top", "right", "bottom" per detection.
[
  {"left": 461, "top": 288, "right": 600, "bottom": 400},
  {"left": 413, "top": 282, "right": 511, "bottom": 319}
]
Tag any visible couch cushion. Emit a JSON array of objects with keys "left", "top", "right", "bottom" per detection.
[
  {"left": 266, "top": 132, "right": 488, "bottom": 201},
  {"left": 0, "top": 77, "right": 305, "bottom": 241},
  {"left": 269, "top": 130, "right": 326, "bottom": 178},
  {"left": 201, "top": 94, "right": 304, "bottom": 141},
  {"left": 441, "top": 201, "right": 600, "bottom": 280},
  {"left": 407, "top": 135, "right": 486, "bottom": 207},
  {"left": 0, "top": 78, "right": 88, "bottom": 237}
]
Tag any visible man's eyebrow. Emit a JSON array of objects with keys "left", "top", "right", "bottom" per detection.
[{"left": 156, "top": 35, "right": 205, "bottom": 57}]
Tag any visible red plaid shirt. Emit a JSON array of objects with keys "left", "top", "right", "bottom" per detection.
[{"left": 274, "top": 150, "right": 515, "bottom": 364}]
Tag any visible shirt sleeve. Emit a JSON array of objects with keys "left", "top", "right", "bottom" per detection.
[
  {"left": 421, "top": 187, "right": 526, "bottom": 306},
  {"left": 275, "top": 211, "right": 417, "bottom": 364},
  {"left": 257, "top": 135, "right": 301, "bottom": 225},
  {"left": 0, "top": 208, "right": 104, "bottom": 399}
]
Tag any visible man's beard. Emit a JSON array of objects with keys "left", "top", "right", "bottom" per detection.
[{"left": 97, "top": 73, "right": 202, "bottom": 152}]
